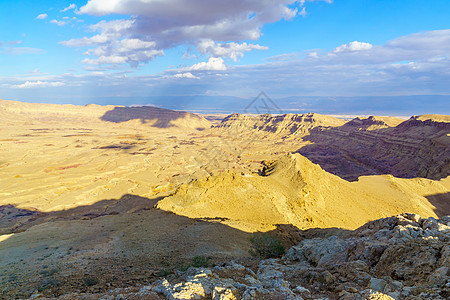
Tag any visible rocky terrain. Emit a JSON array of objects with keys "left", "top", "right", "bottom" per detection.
[
  {"left": 0, "top": 99, "right": 449, "bottom": 299},
  {"left": 213, "top": 113, "right": 450, "bottom": 181},
  {"left": 215, "top": 113, "right": 345, "bottom": 137},
  {"left": 22, "top": 213, "right": 449, "bottom": 299},
  {"left": 300, "top": 115, "right": 450, "bottom": 181}
]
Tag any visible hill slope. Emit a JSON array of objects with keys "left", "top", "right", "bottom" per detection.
[
  {"left": 157, "top": 153, "right": 449, "bottom": 232},
  {"left": 0, "top": 99, "right": 211, "bottom": 130}
]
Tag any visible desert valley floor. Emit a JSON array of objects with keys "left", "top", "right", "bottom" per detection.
[{"left": 0, "top": 99, "right": 449, "bottom": 299}]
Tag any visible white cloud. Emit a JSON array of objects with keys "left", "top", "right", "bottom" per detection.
[
  {"left": 196, "top": 40, "right": 268, "bottom": 61},
  {"left": 333, "top": 41, "right": 373, "bottom": 53},
  {"left": 266, "top": 52, "right": 300, "bottom": 61},
  {"left": 36, "top": 13, "right": 48, "bottom": 20},
  {"left": 298, "top": 7, "right": 306, "bottom": 17},
  {"left": 11, "top": 81, "right": 64, "bottom": 89},
  {"left": 51, "top": 20, "right": 67, "bottom": 26},
  {"left": 61, "top": 34, "right": 110, "bottom": 47},
  {"left": 180, "top": 57, "right": 227, "bottom": 71},
  {"left": 62, "top": 0, "right": 331, "bottom": 68},
  {"left": 173, "top": 72, "right": 199, "bottom": 79},
  {"left": 1, "top": 47, "right": 45, "bottom": 55},
  {"left": 3, "top": 30, "right": 450, "bottom": 103},
  {"left": 82, "top": 55, "right": 128, "bottom": 65},
  {"left": 61, "top": 4, "right": 76, "bottom": 12},
  {"left": 81, "top": 38, "right": 163, "bottom": 67},
  {"left": 308, "top": 51, "right": 319, "bottom": 58}
]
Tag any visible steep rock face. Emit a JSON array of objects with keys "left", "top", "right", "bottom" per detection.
[
  {"left": 301, "top": 114, "right": 450, "bottom": 180},
  {"left": 213, "top": 112, "right": 449, "bottom": 180},
  {"left": 215, "top": 112, "right": 345, "bottom": 136},
  {"left": 157, "top": 153, "right": 445, "bottom": 232}
]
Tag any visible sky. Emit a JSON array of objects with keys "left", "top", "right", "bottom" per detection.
[{"left": 0, "top": 0, "right": 449, "bottom": 113}]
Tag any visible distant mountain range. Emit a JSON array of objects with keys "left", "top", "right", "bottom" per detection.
[{"left": 13, "top": 94, "right": 449, "bottom": 116}]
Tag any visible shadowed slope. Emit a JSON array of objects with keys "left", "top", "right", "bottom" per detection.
[
  {"left": 100, "top": 106, "right": 211, "bottom": 129},
  {"left": 0, "top": 194, "right": 251, "bottom": 298}
]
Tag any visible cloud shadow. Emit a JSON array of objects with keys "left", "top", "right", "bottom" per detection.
[{"left": 100, "top": 106, "right": 192, "bottom": 128}]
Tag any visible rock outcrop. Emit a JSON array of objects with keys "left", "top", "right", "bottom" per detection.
[
  {"left": 213, "top": 112, "right": 450, "bottom": 180},
  {"left": 343, "top": 116, "right": 404, "bottom": 130},
  {"left": 151, "top": 214, "right": 450, "bottom": 300},
  {"left": 214, "top": 113, "right": 345, "bottom": 137},
  {"left": 47, "top": 214, "right": 449, "bottom": 299},
  {"left": 301, "top": 114, "right": 450, "bottom": 180}
]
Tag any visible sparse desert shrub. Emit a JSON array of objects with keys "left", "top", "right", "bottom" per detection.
[
  {"left": 83, "top": 276, "right": 99, "bottom": 286},
  {"left": 192, "top": 256, "right": 209, "bottom": 268},
  {"left": 177, "top": 256, "right": 210, "bottom": 272},
  {"left": 40, "top": 267, "right": 59, "bottom": 277},
  {"left": 37, "top": 278, "right": 61, "bottom": 291},
  {"left": 156, "top": 269, "right": 171, "bottom": 277},
  {"left": 249, "top": 232, "right": 286, "bottom": 258}
]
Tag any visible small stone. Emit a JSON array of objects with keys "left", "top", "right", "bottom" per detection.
[
  {"left": 295, "top": 285, "right": 310, "bottom": 293},
  {"left": 428, "top": 266, "right": 449, "bottom": 286},
  {"left": 370, "top": 278, "right": 387, "bottom": 292}
]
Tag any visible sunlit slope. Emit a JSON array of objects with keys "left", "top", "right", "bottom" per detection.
[
  {"left": 0, "top": 99, "right": 211, "bottom": 129},
  {"left": 157, "top": 153, "right": 448, "bottom": 232},
  {"left": 0, "top": 99, "right": 212, "bottom": 212}
]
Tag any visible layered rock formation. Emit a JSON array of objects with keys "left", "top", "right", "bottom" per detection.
[
  {"left": 213, "top": 112, "right": 450, "bottom": 180},
  {"left": 215, "top": 113, "right": 345, "bottom": 136},
  {"left": 301, "top": 114, "right": 450, "bottom": 180}
]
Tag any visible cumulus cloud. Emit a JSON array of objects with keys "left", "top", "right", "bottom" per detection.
[
  {"left": 173, "top": 72, "right": 199, "bottom": 79},
  {"left": 196, "top": 40, "right": 268, "bottom": 61},
  {"left": 180, "top": 57, "right": 227, "bottom": 71},
  {"left": 11, "top": 81, "right": 64, "bottom": 89},
  {"left": 51, "top": 20, "right": 67, "bottom": 26},
  {"left": 333, "top": 41, "right": 373, "bottom": 53},
  {"left": 36, "top": 13, "right": 48, "bottom": 20},
  {"left": 81, "top": 38, "right": 164, "bottom": 67},
  {"left": 62, "top": 0, "right": 331, "bottom": 67},
  {"left": 61, "top": 34, "right": 110, "bottom": 47},
  {"left": 4, "top": 29, "right": 450, "bottom": 105},
  {"left": 61, "top": 4, "right": 76, "bottom": 12}
]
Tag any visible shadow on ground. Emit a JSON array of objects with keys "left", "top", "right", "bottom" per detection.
[
  {"left": 425, "top": 192, "right": 450, "bottom": 217},
  {"left": 1, "top": 190, "right": 447, "bottom": 298},
  {"left": 0, "top": 194, "right": 252, "bottom": 298},
  {"left": 100, "top": 106, "right": 192, "bottom": 128},
  {"left": 295, "top": 122, "right": 449, "bottom": 181}
]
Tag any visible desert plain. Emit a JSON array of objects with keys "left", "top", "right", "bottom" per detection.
[{"left": 0, "top": 98, "right": 449, "bottom": 299}]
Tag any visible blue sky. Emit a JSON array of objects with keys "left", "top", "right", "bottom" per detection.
[{"left": 1, "top": 0, "right": 450, "bottom": 112}]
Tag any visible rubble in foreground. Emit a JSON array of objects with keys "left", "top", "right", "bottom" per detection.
[{"left": 32, "top": 213, "right": 449, "bottom": 299}]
